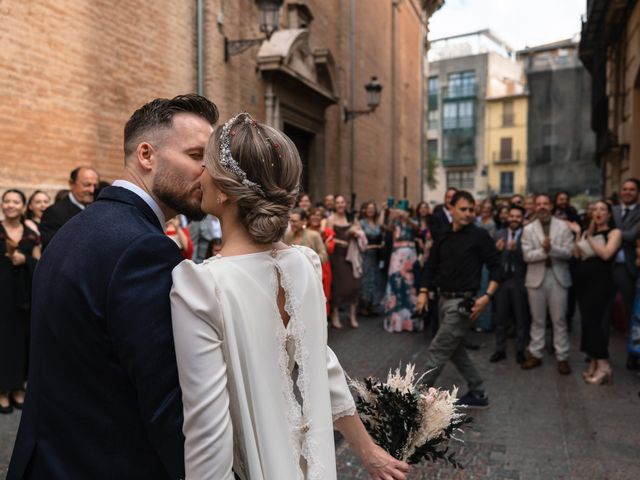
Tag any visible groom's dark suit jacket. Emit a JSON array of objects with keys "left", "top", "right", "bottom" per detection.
[{"left": 8, "top": 186, "right": 185, "bottom": 480}]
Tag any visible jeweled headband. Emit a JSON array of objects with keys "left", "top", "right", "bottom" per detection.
[{"left": 218, "top": 112, "right": 267, "bottom": 198}]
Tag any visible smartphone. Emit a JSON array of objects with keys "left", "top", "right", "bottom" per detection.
[{"left": 387, "top": 196, "right": 395, "bottom": 208}]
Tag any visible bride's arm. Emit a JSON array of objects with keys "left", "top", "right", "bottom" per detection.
[
  {"left": 171, "top": 261, "right": 235, "bottom": 480},
  {"left": 327, "top": 348, "right": 410, "bottom": 480}
]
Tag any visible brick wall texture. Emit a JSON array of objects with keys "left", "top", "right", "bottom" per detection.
[{"left": 0, "top": 0, "right": 428, "bottom": 206}]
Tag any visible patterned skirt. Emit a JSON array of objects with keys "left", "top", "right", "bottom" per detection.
[
  {"left": 359, "top": 250, "right": 385, "bottom": 312},
  {"left": 383, "top": 246, "right": 421, "bottom": 332}
]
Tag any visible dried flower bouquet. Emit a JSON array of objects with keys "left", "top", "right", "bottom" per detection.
[{"left": 349, "top": 364, "right": 471, "bottom": 468}]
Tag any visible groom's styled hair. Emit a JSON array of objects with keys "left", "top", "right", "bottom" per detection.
[
  {"left": 123, "top": 94, "right": 219, "bottom": 159},
  {"left": 205, "top": 113, "right": 302, "bottom": 244}
]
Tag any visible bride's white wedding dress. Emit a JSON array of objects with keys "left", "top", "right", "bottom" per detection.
[{"left": 170, "top": 245, "right": 356, "bottom": 479}]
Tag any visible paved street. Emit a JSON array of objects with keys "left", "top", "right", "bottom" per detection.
[
  {"left": 1, "top": 316, "right": 639, "bottom": 479},
  {"left": 331, "top": 316, "right": 640, "bottom": 479}
]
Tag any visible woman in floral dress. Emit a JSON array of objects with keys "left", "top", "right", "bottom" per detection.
[
  {"left": 383, "top": 209, "right": 421, "bottom": 332},
  {"left": 359, "top": 202, "right": 385, "bottom": 316}
]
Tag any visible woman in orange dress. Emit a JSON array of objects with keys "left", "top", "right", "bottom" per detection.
[{"left": 308, "top": 206, "right": 335, "bottom": 316}]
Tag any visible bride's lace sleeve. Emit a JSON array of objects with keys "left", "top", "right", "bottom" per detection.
[
  {"left": 171, "top": 260, "right": 235, "bottom": 480},
  {"left": 327, "top": 346, "right": 356, "bottom": 422}
]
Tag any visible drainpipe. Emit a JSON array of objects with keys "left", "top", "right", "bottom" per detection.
[
  {"left": 419, "top": 18, "right": 425, "bottom": 201},
  {"left": 197, "top": 0, "right": 204, "bottom": 95},
  {"left": 391, "top": 0, "right": 398, "bottom": 199},
  {"left": 349, "top": 0, "right": 356, "bottom": 200}
]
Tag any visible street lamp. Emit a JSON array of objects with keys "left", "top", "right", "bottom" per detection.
[
  {"left": 224, "top": 0, "right": 284, "bottom": 62},
  {"left": 344, "top": 76, "right": 383, "bottom": 122}
]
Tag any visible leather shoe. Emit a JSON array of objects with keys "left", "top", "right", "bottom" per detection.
[
  {"left": 489, "top": 351, "right": 506, "bottom": 363},
  {"left": 516, "top": 350, "right": 526, "bottom": 364},
  {"left": 521, "top": 356, "right": 542, "bottom": 370},
  {"left": 557, "top": 360, "right": 571, "bottom": 375}
]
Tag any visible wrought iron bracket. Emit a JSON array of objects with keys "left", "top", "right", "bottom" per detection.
[
  {"left": 343, "top": 107, "right": 374, "bottom": 123},
  {"left": 224, "top": 36, "right": 266, "bottom": 62}
]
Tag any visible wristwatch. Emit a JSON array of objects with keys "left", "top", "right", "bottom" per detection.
[{"left": 483, "top": 291, "right": 494, "bottom": 300}]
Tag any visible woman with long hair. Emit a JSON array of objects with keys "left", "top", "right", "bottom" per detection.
[
  {"left": 24, "top": 190, "right": 51, "bottom": 236},
  {"left": 414, "top": 201, "right": 432, "bottom": 262},
  {"left": 170, "top": 113, "right": 408, "bottom": 479},
  {"left": 307, "top": 206, "right": 335, "bottom": 316},
  {"left": 0, "top": 189, "right": 41, "bottom": 414},
  {"left": 327, "top": 194, "right": 365, "bottom": 329},
  {"left": 569, "top": 200, "right": 621, "bottom": 385},
  {"left": 358, "top": 201, "right": 385, "bottom": 316},
  {"left": 383, "top": 205, "right": 421, "bottom": 333},
  {"left": 284, "top": 208, "right": 328, "bottom": 264}
]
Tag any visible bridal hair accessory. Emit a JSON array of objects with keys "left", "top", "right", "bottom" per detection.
[{"left": 219, "top": 112, "right": 267, "bottom": 197}]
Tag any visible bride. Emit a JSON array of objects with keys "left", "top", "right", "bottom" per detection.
[{"left": 170, "top": 113, "right": 409, "bottom": 479}]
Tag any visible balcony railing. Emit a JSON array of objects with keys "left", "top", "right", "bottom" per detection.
[
  {"left": 442, "top": 156, "right": 476, "bottom": 167},
  {"left": 443, "top": 84, "right": 476, "bottom": 100},
  {"left": 492, "top": 150, "right": 521, "bottom": 164},
  {"left": 443, "top": 116, "right": 474, "bottom": 130}
]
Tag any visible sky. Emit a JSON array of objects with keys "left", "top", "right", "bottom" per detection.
[{"left": 428, "top": 0, "right": 587, "bottom": 50}]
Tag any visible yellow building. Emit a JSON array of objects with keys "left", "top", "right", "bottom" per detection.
[{"left": 485, "top": 93, "right": 528, "bottom": 197}]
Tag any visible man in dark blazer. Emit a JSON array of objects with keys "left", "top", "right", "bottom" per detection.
[
  {"left": 490, "top": 205, "right": 529, "bottom": 365},
  {"left": 612, "top": 178, "right": 640, "bottom": 369},
  {"left": 428, "top": 187, "right": 457, "bottom": 242},
  {"left": 8, "top": 94, "right": 219, "bottom": 480},
  {"left": 39, "top": 166, "right": 100, "bottom": 250}
]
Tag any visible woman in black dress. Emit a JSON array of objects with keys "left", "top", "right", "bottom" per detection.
[
  {"left": 327, "top": 194, "right": 362, "bottom": 329},
  {"left": 570, "top": 200, "right": 621, "bottom": 385},
  {"left": 0, "top": 189, "right": 41, "bottom": 413}
]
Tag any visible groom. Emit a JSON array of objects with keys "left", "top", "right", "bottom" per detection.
[{"left": 8, "top": 94, "right": 218, "bottom": 480}]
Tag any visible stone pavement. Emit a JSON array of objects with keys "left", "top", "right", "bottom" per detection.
[
  {"left": 330, "top": 316, "right": 640, "bottom": 480},
  {"left": 1, "top": 317, "right": 639, "bottom": 479}
]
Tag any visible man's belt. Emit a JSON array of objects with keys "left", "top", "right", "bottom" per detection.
[{"left": 438, "top": 290, "right": 475, "bottom": 300}]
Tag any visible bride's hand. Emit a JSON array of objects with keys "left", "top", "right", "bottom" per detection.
[{"left": 362, "top": 443, "right": 410, "bottom": 480}]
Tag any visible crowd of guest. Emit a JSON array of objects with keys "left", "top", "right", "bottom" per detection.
[
  {"left": 280, "top": 183, "right": 640, "bottom": 390},
  {"left": 2, "top": 165, "right": 640, "bottom": 414}
]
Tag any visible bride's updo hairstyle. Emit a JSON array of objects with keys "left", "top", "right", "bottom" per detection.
[{"left": 204, "top": 112, "right": 302, "bottom": 244}]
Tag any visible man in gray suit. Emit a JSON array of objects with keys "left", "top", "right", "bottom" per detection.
[
  {"left": 612, "top": 178, "right": 640, "bottom": 370},
  {"left": 521, "top": 194, "right": 574, "bottom": 375}
]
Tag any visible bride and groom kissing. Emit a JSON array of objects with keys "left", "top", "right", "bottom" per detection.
[{"left": 7, "top": 95, "right": 409, "bottom": 480}]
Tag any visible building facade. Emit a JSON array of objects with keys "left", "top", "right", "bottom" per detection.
[
  {"left": 580, "top": 0, "right": 640, "bottom": 196},
  {"left": 485, "top": 93, "right": 528, "bottom": 197},
  {"left": 424, "top": 30, "right": 524, "bottom": 203},
  {"left": 0, "top": 0, "right": 443, "bottom": 205},
  {"left": 519, "top": 38, "right": 600, "bottom": 196}
]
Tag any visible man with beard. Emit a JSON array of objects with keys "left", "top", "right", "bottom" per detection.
[
  {"left": 8, "top": 94, "right": 218, "bottom": 480},
  {"left": 521, "top": 194, "right": 574, "bottom": 375},
  {"left": 490, "top": 206, "right": 529, "bottom": 365}
]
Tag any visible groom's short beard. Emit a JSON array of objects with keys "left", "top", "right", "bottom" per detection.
[{"left": 153, "top": 167, "right": 206, "bottom": 221}]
